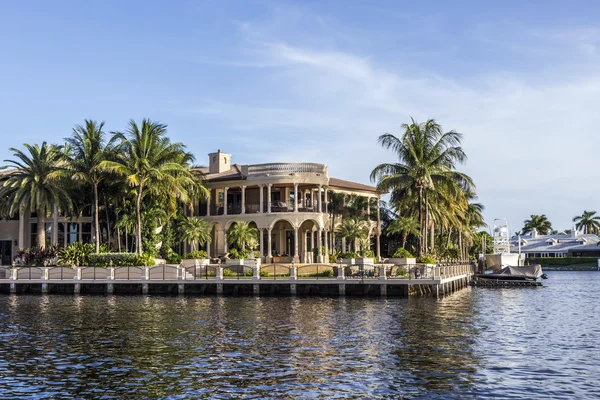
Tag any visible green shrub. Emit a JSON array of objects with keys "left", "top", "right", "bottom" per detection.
[
  {"left": 396, "top": 268, "right": 407, "bottom": 276},
  {"left": 342, "top": 251, "right": 359, "bottom": 259},
  {"left": 229, "top": 249, "right": 248, "bottom": 259},
  {"left": 164, "top": 248, "right": 181, "bottom": 264},
  {"left": 222, "top": 268, "right": 233, "bottom": 276},
  {"left": 392, "top": 248, "right": 414, "bottom": 258},
  {"left": 58, "top": 243, "right": 95, "bottom": 266},
  {"left": 87, "top": 253, "right": 155, "bottom": 267},
  {"left": 416, "top": 255, "right": 436, "bottom": 264},
  {"left": 329, "top": 248, "right": 342, "bottom": 262},
  {"left": 17, "top": 245, "right": 60, "bottom": 266},
  {"left": 527, "top": 257, "right": 598, "bottom": 266},
  {"left": 182, "top": 250, "right": 208, "bottom": 259},
  {"left": 360, "top": 249, "right": 375, "bottom": 257}
]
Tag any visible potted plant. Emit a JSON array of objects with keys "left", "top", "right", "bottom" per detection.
[{"left": 388, "top": 248, "right": 416, "bottom": 266}]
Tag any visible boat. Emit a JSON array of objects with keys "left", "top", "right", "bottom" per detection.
[
  {"left": 476, "top": 264, "right": 547, "bottom": 281},
  {"left": 477, "top": 218, "right": 548, "bottom": 284}
]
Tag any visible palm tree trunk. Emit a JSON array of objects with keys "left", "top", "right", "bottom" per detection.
[
  {"left": 37, "top": 209, "right": 46, "bottom": 249},
  {"left": 430, "top": 222, "right": 435, "bottom": 254},
  {"left": 117, "top": 226, "right": 121, "bottom": 252},
  {"left": 423, "top": 193, "right": 428, "bottom": 253},
  {"left": 103, "top": 194, "right": 111, "bottom": 251},
  {"left": 125, "top": 228, "right": 128, "bottom": 252},
  {"left": 94, "top": 183, "right": 100, "bottom": 253},
  {"left": 402, "top": 232, "right": 407, "bottom": 249},
  {"left": 417, "top": 186, "right": 423, "bottom": 257},
  {"left": 136, "top": 186, "right": 143, "bottom": 255},
  {"left": 458, "top": 231, "right": 463, "bottom": 261}
]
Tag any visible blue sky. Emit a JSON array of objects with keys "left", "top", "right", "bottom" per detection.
[{"left": 2, "top": 0, "right": 600, "bottom": 233}]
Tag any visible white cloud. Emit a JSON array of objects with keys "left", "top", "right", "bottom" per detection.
[{"left": 188, "top": 16, "right": 600, "bottom": 230}]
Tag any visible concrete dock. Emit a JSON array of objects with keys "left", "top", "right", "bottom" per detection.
[{"left": 0, "top": 263, "right": 474, "bottom": 297}]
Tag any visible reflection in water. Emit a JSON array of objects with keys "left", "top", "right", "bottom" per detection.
[{"left": 0, "top": 272, "right": 599, "bottom": 398}]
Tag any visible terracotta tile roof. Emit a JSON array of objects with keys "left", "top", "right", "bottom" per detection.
[
  {"left": 328, "top": 177, "right": 379, "bottom": 194},
  {"left": 203, "top": 164, "right": 245, "bottom": 182}
]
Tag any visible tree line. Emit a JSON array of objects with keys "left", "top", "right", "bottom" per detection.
[{"left": 518, "top": 212, "right": 600, "bottom": 236}]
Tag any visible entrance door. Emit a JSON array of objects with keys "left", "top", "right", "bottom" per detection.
[{"left": 0, "top": 241, "right": 12, "bottom": 265}]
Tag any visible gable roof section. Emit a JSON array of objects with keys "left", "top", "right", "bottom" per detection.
[
  {"left": 328, "top": 177, "right": 379, "bottom": 194},
  {"left": 203, "top": 164, "right": 245, "bottom": 183}
]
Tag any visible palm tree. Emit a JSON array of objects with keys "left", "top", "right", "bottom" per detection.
[
  {"left": 385, "top": 216, "right": 420, "bottom": 249},
  {"left": 65, "top": 120, "right": 108, "bottom": 253},
  {"left": 522, "top": 214, "right": 552, "bottom": 235},
  {"left": 335, "top": 218, "right": 369, "bottom": 252},
  {"left": 100, "top": 119, "right": 196, "bottom": 255},
  {"left": 227, "top": 221, "right": 258, "bottom": 251},
  {"left": 179, "top": 216, "right": 212, "bottom": 252},
  {"left": 0, "top": 143, "right": 71, "bottom": 248},
  {"left": 573, "top": 211, "right": 600, "bottom": 234},
  {"left": 371, "top": 118, "right": 473, "bottom": 256}
]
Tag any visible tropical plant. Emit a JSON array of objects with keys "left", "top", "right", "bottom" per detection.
[
  {"left": 178, "top": 216, "right": 212, "bottom": 252},
  {"left": 386, "top": 216, "right": 420, "bottom": 249},
  {"left": 64, "top": 120, "right": 108, "bottom": 253},
  {"left": 16, "top": 245, "right": 59, "bottom": 266},
  {"left": 371, "top": 118, "right": 473, "bottom": 256},
  {"left": 227, "top": 221, "right": 258, "bottom": 251},
  {"left": 327, "top": 191, "right": 347, "bottom": 249},
  {"left": 573, "top": 210, "right": 600, "bottom": 234},
  {"left": 182, "top": 250, "right": 208, "bottom": 259},
  {"left": 0, "top": 142, "right": 71, "bottom": 248},
  {"left": 100, "top": 119, "right": 197, "bottom": 254},
  {"left": 392, "top": 248, "right": 414, "bottom": 258},
  {"left": 416, "top": 255, "right": 436, "bottom": 264},
  {"left": 335, "top": 218, "right": 369, "bottom": 252},
  {"left": 522, "top": 214, "right": 552, "bottom": 235},
  {"left": 58, "top": 242, "right": 95, "bottom": 266}
]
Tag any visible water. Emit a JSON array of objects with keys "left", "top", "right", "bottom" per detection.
[{"left": 0, "top": 272, "right": 599, "bottom": 399}]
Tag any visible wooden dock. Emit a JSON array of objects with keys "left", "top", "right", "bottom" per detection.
[{"left": 0, "top": 263, "right": 475, "bottom": 297}]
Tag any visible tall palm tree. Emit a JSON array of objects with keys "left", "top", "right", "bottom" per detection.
[
  {"left": 179, "top": 216, "right": 212, "bottom": 252},
  {"left": 0, "top": 143, "right": 71, "bottom": 248},
  {"left": 573, "top": 210, "right": 600, "bottom": 234},
  {"left": 64, "top": 120, "right": 108, "bottom": 253},
  {"left": 227, "top": 221, "right": 258, "bottom": 251},
  {"left": 385, "top": 216, "right": 420, "bottom": 249},
  {"left": 371, "top": 118, "right": 473, "bottom": 256},
  {"left": 100, "top": 119, "right": 196, "bottom": 255},
  {"left": 336, "top": 218, "right": 369, "bottom": 252},
  {"left": 522, "top": 214, "right": 552, "bottom": 235}
]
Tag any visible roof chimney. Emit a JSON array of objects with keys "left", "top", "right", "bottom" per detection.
[
  {"left": 531, "top": 228, "right": 537, "bottom": 239},
  {"left": 208, "top": 150, "right": 232, "bottom": 174},
  {"left": 571, "top": 227, "right": 577, "bottom": 238}
]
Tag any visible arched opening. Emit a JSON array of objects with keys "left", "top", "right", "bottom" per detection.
[{"left": 298, "top": 219, "right": 321, "bottom": 263}]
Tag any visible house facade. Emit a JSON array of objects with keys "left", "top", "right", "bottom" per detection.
[
  {"left": 0, "top": 150, "right": 381, "bottom": 264},
  {"left": 186, "top": 150, "right": 381, "bottom": 263},
  {"left": 510, "top": 228, "right": 600, "bottom": 258}
]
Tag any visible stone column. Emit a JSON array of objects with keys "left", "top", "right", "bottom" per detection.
[
  {"left": 294, "top": 183, "right": 299, "bottom": 212},
  {"left": 317, "top": 229, "right": 323, "bottom": 263},
  {"left": 293, "top": 227, "right": 299, "bottom": 262},
  {"left": 367, "top": 197, "right": 371, "bottom": 216},
  {"left": 52, "top": 205, "right": 58, "bottom": 245},
  {"left": 259, "top": 228, "right": 264, "bottom": 261},
  {"left": 318, "top": 185, "right": 323, "bottom": 213},
  {"left": 324, "top": 230, "right": 329, "bottom": 263},
  {"left": 224, "top": 232, "right": 228, "bottom": 253},
  {"left": 303, "top": 230, "right": 308, "bottom": 263},
  {"left": 267, "top": 228, "right": 272, "bottom": 262},
  {"left": 206, "top": 227, "right": 212, "bottom": 259},
  {"left": 223, "top": 187, "right": 229, "bottom": 215},
  {"left": 324, "top": 187, "right": 328, "bottom": 213},
  {"left": 207, "top": 189, "right": 211, "bottom": 216},
  {"left": 259, "top": 184, "right": 264, "bottom": 213},
  {"left": 241, "top": 185, "right": 246, "bottom": 214},
  {"left": 18, "top": 209, "right": 25, "bottom": 249},
  {"left": 310, "top": 189, "right": 315, "bottom": 210},
  {"left": 267, "top": 184, "right": 272, "bottom": 213}
]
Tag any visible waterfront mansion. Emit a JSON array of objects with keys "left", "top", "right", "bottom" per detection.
[{"left": 0, "top": 149, "right": 382, "bottom": 264}]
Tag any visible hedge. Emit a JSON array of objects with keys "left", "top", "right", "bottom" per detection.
[
  {"left": 527, "top": 257, "right": 598, "bottom": 266},
  {"left": 88, "top": 253, "right": 155, "bottom": 267}
]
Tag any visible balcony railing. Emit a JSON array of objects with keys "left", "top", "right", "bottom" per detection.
[
  {"left": 245, "top": 163, "right": 327, "bottom": 176},
  {"left": 202, "top": 202, "right": 326, "bottom": 216}
]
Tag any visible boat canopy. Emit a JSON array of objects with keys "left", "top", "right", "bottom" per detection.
[{"left": 495, "top": 265, "right": 543, "bottom": 279}]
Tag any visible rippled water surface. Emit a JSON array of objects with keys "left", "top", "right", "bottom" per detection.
[{"left": 1, "top": 272, "right": 599, "bottom": 399}]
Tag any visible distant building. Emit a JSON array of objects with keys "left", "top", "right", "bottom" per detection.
[{"left": 510, "top": 228, "right": 600, "bottom": 258}]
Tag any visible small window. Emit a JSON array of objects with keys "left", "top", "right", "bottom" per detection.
[
  {"left": 224, "top": 157, "right": 227, "bottom": 164},
  {"left": 212, "top": 156, "right": 216, "bottom": 164}
]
